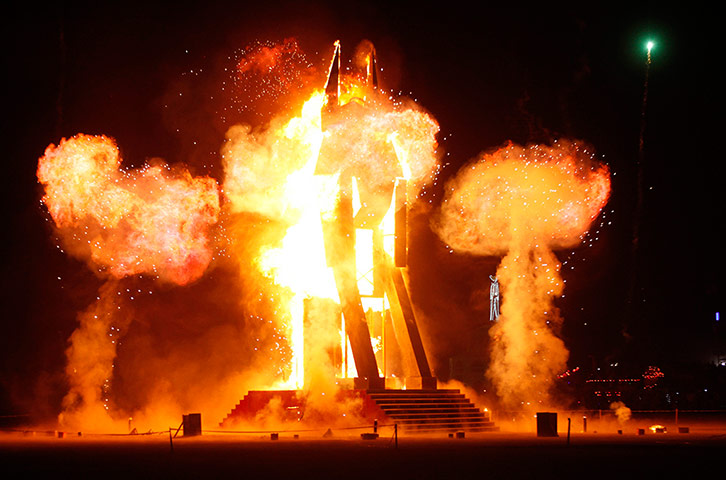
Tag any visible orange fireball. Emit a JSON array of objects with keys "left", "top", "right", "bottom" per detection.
[
  {"left": 436, "top": 140, "right": 611, "bottom": 410},
  {"left": 38, "top": 134, "right": 220, "bottom": 285}
]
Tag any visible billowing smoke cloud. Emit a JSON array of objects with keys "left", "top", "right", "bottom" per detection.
[
  {"left": 434, "top": 140, "right": 610, "bottom": 410},
  {"left": 222, "top": 93, "right": 326, "bottom": 223},
  {"left": 610, "top": 400, "right": 632, "bottom": 425},
  {"left": 57, "top": 281, "right": 130, "bottom": 431},
  {"left": 37, "top": 134, "right": 220, "bottom": 285}
]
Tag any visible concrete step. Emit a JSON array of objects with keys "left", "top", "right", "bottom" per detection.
[
  {"left": 366, "top": 388, "right": 498, "bottom": 434},
  {"left": 368, "top": 392, "right": 465, "bottom": 398},
  {"left": 387, "top": 411, "right": 489, "bottom": 421},
  {"left": 382, "top": 406, "right": 483, "bottom": 415},
  {"left": 394, "top": 415, "right": 491, "bottom": 424},
  {"left": 367, "top": 389, "right": 460, "bottom": 394},
  {"left": 373, "top": 398, "right": 472, "bottom": 405}
]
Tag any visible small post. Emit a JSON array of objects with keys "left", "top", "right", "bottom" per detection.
[
  {"left": 583, "top": 415, "right": 587, "bottom": 433},
  {"left": 394, "top": 423, "right": 398, "bottom": 449},
  {"left": 675, "top": 408, "right": 678, "bottom": 425},
  {"left": 374, "top": 418, "right": 378, "bottom": 434},
  {"left": 567, "top": 417, "right": 571, "bottom": 445},
  {"left": 169, "top": 428, "right": 174, "bottom": 454}
]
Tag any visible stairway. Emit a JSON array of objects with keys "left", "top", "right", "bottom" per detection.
[
  {"left": 220, "top": 388, "right": 499, "bottom": 434},
  {"left": 367, "top": 389, "right": 498, "bottom": 434},
  {"left": 220, "top": 390, "right": 302, "bottom": 428}
]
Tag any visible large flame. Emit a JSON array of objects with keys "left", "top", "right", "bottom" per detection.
[
  {"left": 435, "top": 140, "right": 610, "bottom": 410},
  {"left": 223, "top": 61, "right": 439, "bottom": 388}
]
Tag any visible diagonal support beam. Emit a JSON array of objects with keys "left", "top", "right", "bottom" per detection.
[{"left": 381, "top": 254, "right": 433, "bottom": 380}]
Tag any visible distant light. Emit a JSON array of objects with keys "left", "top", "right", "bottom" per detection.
[
  {"left": 646, "top": 41, "right": 655, "bottom": 52},
  {"left": 716, "top": 312, "right": 720, "bottom": 322}
]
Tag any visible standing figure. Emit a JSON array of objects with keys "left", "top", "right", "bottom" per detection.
[{"left": 489, "top": 275, "right": 500, "bottom": 322}]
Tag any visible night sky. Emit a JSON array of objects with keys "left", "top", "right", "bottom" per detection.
[{"left": 2, "top": 1, "right": 723, "bottom": 418}]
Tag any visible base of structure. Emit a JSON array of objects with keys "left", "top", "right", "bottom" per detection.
[
  {"left": 352, "top": 376, "right": 385, "bottom": 390},
  {"left": 383, "top": 376, "right": 437, "bottom": 390},
  {"left": 337, "top": 376, "right": 436, "bottom": 390},
  {"left": 221, "top": 387, "right": 498, "bottom": 434}
]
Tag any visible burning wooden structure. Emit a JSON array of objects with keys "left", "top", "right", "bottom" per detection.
[
  {"left": 314, "top": 41, "right": 435, "bottom": 391},
  {"left": 221, "top": 42, "right": 494, "bottom": 432}
]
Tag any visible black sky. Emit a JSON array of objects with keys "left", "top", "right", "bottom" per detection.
[{"left": 1, "top": 1, "right": 723, "bottom": 416}]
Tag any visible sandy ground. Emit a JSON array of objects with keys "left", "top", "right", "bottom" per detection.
[{"left": 2, "top": 425, "right": 724, "bottom": 479}]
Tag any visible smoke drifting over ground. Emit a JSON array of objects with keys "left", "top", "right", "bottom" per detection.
[
  {"left": 435, "top": 141, "right": 610, "bottom": 411},
  {"left": 610, "top": 401, "right": 632, "bottom": 425}
]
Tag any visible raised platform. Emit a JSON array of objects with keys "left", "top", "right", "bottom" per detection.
[{"left": 220, "top": 388, "right": 498, "bottom": 433}]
